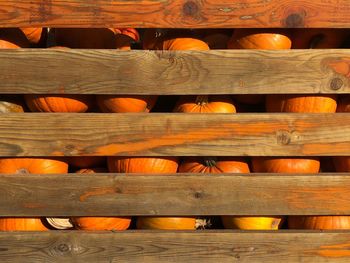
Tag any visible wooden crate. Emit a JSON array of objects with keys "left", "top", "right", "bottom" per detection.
[{"left": 1, "top": 0, "right": 350, "bottom": 262}]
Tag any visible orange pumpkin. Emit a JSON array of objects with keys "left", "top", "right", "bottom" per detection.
[
  {"left": 228, "top": 29, "right": 291, "bottom": 105},
  {"left": 292, "top": 29, "right": 348, "bottom": 49},
  {"left": 24, "top": 94, "right": 94, "bottom": 113},
  {"left": 174, "top": 95, "right": 236, "bottom": 113},
  {"left": 136, "top": 217, "right": 196, "bottom": 230},
  {"left": 178, "top": 157, "right": 249, "bottom": 173},
  {"left": 0, "top": 158, "right": 67, "bottom": 231},
  {"left": 72, "top": 217, "right": 131, "bottom": 231},
  {"left": 109, "top": 157, "right": 184, "bottom": 228},
  {"left": 68, "top": 157, "right": 106, "bottom": 169},
  {"left": 97, "top": 95, "right": 158, "bottom": 113},
  {"left": 266, "top": 95, "right": 337, "bottom": 113},
  {"left": 0, "top": 96, "right": 26, "bottom": 113},
  {"left": 162, "top": 38, "right": 209, "bottom": 51},
  {"left": 227, "top": 29, "right": 292, "bottom": 50},
  {"left": 252, "top": 157, "right": 320, "bottom": 173},
  {"left": 0, "top": 218, "right": 48, "bottom": 231},
  {"left": 71, "top": 168, "right": 131, "bottom": 231},
  {"left": 0, "top": 158, "right": 68, "bottom": 174},
  {"left": 288, "top": 216, "right": 350, "bottom": 230},
  {"left": 333, "top": 96, "right": 350, "bottom": 172},
  {"left": 20, "top": 28, "right": 44, "bottom": 44},
  {"left": 108, "top": 157, "right": 179, "bottom": 174},
  {"left": 222, "top": 216, "right": 283, "bottom": 230}
]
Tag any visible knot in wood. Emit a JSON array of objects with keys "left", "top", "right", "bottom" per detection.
[
  {"left": 330, "top": 77, "right": 343, "bottom": 90},
  {"left": 56, "top": 243, "right": 70, "bottom": 253},
  {"left": 276, "top": 130, "right": 291, "bottom": 145},
  {"left": 285, "top": 13, "right": 304, "bottom": 27},
  {"left": 194, "top": 191, "right": 203, "bottom": 199},
  {"left": 183, "top": 1, "right": 199, "bottom": 17}
]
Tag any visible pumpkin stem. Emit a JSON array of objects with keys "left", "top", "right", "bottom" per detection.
[
  {"left": 203, "top": 157, "right": 217, "bottom": 167},
  {"left": 309, "top": 34, "right": 325, "bottom": 49},
  {"left": 16, "top": 168, "right": 30, "bottom": 174},
  {"left": 195, "top": 95, "right": 209, "bottom": 106}
]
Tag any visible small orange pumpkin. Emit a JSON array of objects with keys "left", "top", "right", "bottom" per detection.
[
  {"left": 24, "top": 94, "right": 94, "bottom": 113},
  {"left": 174, "top": 95, "right": 236, "bottom": 113},
  {"left": 222, "top": 216, "right": 283, "bottom": 230},
  {"left": 0, "top": 218, "right": 48, "bottom": 231},
  {"left": 97, "top": 95, "right": 158, "bottom": 113},
  {"left": 178, "top": 157, "right": 249, "bottom": 173},
  {"left": 136, "top": 217, "right": 196, "bottom": 230},
  {"left": 0, "top": 158, "right": 68, "bottom": 174},
  {"left": 227, "top": 29, "right": 292, "bottom": 50},
  {"left": 108, "top": 157, "right": 179, "bottom": 174},
  {"left": 252, "top": 157, "right": 320, "bottom": 173},
  {"left": 288, "top": 216, "right": 350, "bottom": 230},
  {"left": 266, "top": 95, "right": 337, "bottom": 113}
]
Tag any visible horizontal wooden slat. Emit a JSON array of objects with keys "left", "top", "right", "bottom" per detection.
[
  {"left": 0, "top": 113, "right": 350, "bottom": 157},
  {"left": 0, "top": 49, "right": 350, "bottom": 94},
  {"left": 1, "top": 173, "right": 350, "bottom": 216},
  {"left": 0, "top": 0, "right": 349, "bottom": 28},
  {"left": 1, "top": 231, "right": 350, "bottom": 262}
]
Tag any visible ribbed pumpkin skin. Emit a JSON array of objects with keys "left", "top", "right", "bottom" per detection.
[
  {"left": 227, "top": 29, "right": 292, "bottom": 50},
  {"left": 0, "top": 96, "right": 26, "bottom": 113},
  {"left": 97, "top": 95, "right": 158, "bottom": 113},
  {"left": 72, "top": 217, "right": 131, "bottom": 231},
  {"left": 0, "top": 218, "right": 48, "bottom": 231},
  {"left": 162, "top": 38, "right": 209, "bottom": 50},
  {"left": 68, "top": 157, "right": 106, "bottom": 169},
  {"left": 266, "top": 95, "right": 337, "bottom": 113},
  {"left": 222, "top": 216, "right": 283, "bottom": 230},
  {"left": 24, "top": 94, "right": 94, "bottom": 113},
  {"left": 292, "top": 29, "right": 347, "bottom": 49},
  {"left": 178, "top": 157, "right": 249, "bottom": 173},
  {"left": 20, "top": 28, "right": 43, "bottom": 44},
  {"left": 108, "top": 157, "right": 179, "bottom": 173},
  {"left": 252, "top": 158, "right": 320, "bottom": 173},
  {"left": 136, "top": 217, "right": 196, "bottom": 230},
  {"left": 0, "top": 158, "right": 68, "bottom": 174},
  {"left": 288, "top": 216, "right": 350, "bottom": 230},
  {"left": 174, "top": 95, "right": 236, "bottom": 113}
]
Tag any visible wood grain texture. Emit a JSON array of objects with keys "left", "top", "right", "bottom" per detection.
[
  {"left": 0, "top": 0, "right": 349, "bottom": 28},
  {"left": 0, "top": 113, "right": 350, "bottom": 157},
  {"left": 1, "top": 173, "right": 350, "bottom": 216},
  {"left": 1, "top": 231, "right": 350, "bottom": 262},
  {"left": 0, "top": 49, "right": 350, "bottom": 94}
]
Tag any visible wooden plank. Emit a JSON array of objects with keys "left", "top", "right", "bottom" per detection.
[
  {"left": 0, "top": 0, "right": 350, "bottom": 28},
  {"left": 1, "top": 173, "right": 350, "bottom": 216},
  {"left": 0, "top": 113, "right": 350, "bottom": 157},
  {"left": 0, "top": 231, "right": 350, "bottom": 262},
  {"left": 1, "top": 49, "right": 350, "bottom": 94}
]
